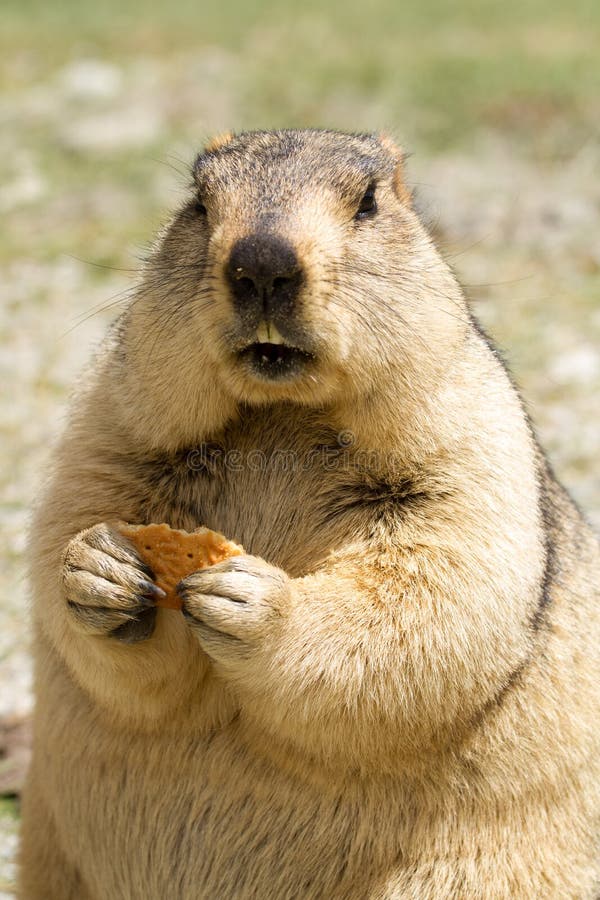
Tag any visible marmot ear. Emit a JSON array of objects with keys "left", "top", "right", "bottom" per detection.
[
  {"left": 379, "top": 134, "right": 412, "bottom": 207},
  {"left": 204, "top": 131, "right": 235, "bottom": 153}
]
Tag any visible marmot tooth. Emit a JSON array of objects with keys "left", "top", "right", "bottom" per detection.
[
  {"left": 256, "top": 322, "right": 285, "bottom": 345},
  {"left": 267, "top": 324, "right": 285, "bottom": 345},
  {"left": 256, "top": 321, "right": 270, "bottom": 343}
]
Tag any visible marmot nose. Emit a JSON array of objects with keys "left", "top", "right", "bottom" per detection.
[{"left": 226, "top": 234, "right": 303, "bottom": 315}]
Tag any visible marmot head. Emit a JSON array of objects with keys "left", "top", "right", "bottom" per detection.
[{"left": 122, "top": 130, "right": 468, "bottom": 437}]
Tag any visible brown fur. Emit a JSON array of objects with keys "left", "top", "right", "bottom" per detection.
[
  {"left": 20, "top": 129, "right": 600, "bottom": 898},
  {"left": 204, "top": 130, "right": 234, "bottom": 153}
]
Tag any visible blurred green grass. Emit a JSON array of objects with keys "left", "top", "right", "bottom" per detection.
[
  {"left": 0, "top": 801, "right": 17, "bottom": 822},
  {"left": 3, "top": 0, "right": 599, "bottom": 149}
]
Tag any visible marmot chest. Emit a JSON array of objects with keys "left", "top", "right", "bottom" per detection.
[{"left": 138, "top": 412, "right": 365, "bottom": 575}]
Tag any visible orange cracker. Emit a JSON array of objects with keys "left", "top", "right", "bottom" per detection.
[{"left": 118, "top": 522, "right": 244, "bottom": 610}]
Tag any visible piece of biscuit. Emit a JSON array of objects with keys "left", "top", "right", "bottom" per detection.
[{"left": 118, "top": 522, "right": 244, "bottom": 610}]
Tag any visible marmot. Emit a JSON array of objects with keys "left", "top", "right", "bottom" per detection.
[{"left": 20, "top": 130, "right": 600, "bottom": 899}]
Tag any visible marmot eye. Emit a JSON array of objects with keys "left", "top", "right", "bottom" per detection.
[
  {"left": 355, "top": 185, "right": 377, "bottom": 221},
  {"left": 194, "top": 198, "right": 207, "bottom": 216}
]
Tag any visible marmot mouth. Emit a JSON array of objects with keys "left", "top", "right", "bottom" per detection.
[{"left": 238, "top": 342, "right": 314, "bottom": 381}]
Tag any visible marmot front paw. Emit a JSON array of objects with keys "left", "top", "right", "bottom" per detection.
[
  {"left": 61, "top": 523, "right": 165, "bottom": 643},
  {"left": 178, "top": 555, "right": 290, "bottom": 667}
]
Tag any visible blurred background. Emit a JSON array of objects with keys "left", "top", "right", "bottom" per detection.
[{"left": 1, "top": 0, "right": 599, "bottom": 892}]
